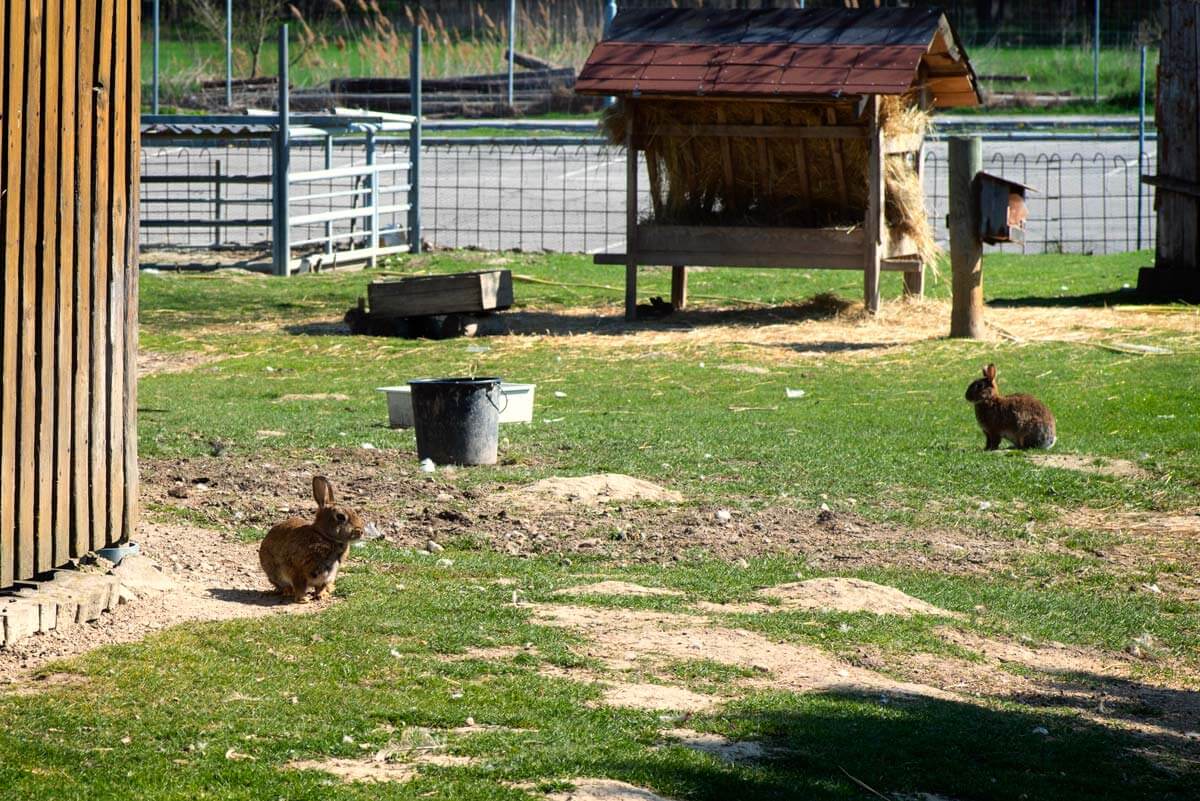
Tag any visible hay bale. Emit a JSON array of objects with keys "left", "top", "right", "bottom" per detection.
[{"left": 603, "top": 96, "right": 939, "bottom": 265}]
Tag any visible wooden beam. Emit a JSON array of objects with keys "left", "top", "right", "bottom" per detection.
[
  {"left": 864, "top": 96, "right": 883, "bottom": 314},
  {"left": 1, "top": 0, "right": 25, "bottom": 587},
  {"left": 73, "top": 0, "right": 99, "bottom": 559},
  {"left": 648, "top": 123, "right": 869, "bottom": 140}
]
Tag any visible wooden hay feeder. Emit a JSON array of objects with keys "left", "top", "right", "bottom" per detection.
[{"left": 575, "top": 7, "right": 980, "bottom": 319}]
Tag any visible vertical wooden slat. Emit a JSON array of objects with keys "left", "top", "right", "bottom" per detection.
[
  {"left": 35, "top": 0, "right": 61, "bottom": 573},
  {"left": 0, "top": 0, "right": 18, "bottom": 587},
  {"left": 106, "top": 0, "right": 129, "bottom": 548},
  {"left": 624, "top": 104, "right": 639, "bottom": 322},
  {"left": 18, "top": 0, "right": 45, "bottom": 579},
  {"left": 55, "top": 0, "right": 79, "bottom": 566},
  {"left": 864, "top": 95, "right": 883, "bottom": 314},
  {"left": 73, "top": 0, "right": 98, "bottom": 559},
  {"left": 826, "top": 106, "right": 849, "bottom": 209},
  {"left": 124, "top": 0, "right": 141, "bottom": 541},
  {"left": 90, "top": 0, "right": 114, "bottom": 552}
]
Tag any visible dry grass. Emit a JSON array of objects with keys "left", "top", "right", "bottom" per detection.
[{"left": 602, "top": 96, "right": 938, "bottom": 265}]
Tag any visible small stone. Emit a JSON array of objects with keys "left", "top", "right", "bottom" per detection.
[
  {"left": 733, "top": 558, "right": 750, "bottom": 569},
  {"left": 426, "top": 540, "right": 444, "bottom": 554},
  {"left": 435, "top": 492, "right": 453, "bottom": 503},
  {"left": 436, "top": 558, "right": 454, "bottom": 568},
  {"left": 1031, "top": 726, "right": 1049, "bottom": 736},
  {"left": 715, "top": 509, "right": 732, "bottom": 523}
]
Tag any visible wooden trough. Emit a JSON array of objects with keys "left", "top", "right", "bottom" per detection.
[{"left": 575, "top": 8, "right": 980, "bottom": 319}]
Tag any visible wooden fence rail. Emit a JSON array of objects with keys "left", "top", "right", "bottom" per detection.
[{"left": 0, "top": 0, "right": 139, "bottom": 588}]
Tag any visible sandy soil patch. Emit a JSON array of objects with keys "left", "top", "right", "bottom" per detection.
[
  {"left": 511, "top": 474, "right": 683, "bottom": 506},
  {"left": 1030, "top": 453, "right": 1153, "bottom": 480},
  {"left": 288, "top": 753, "right": 472, "bottom": 784},
  {"left": 0, "top": 520, "right": 327, "bottom": 681},
  {"left": 530, "top": 603, "right": 951, "bottom": 706},
  {"left": 275, "top": 392, "right": 351, "bottom": 402},
  {"left": 555, "top": 581, "right": 683, "bottom": 598},
  {"left": 600, "top": 682, "right": 722, "bottom": 713},
  {"left": 662, "top": 728, "right": 767, "bottom": 762},
  {"left": 546, "top": 779, "right": 678, "bottom": 801},
  {"left": 938, "top": 628, "right": 1131, "bottom": 677},
  {"left": 447, "top": 645, "right": 530, "bottom": 661},
  {"left": 761, "top": 578, "right": 956, "bottom": 617},
  {"left": 138, "top": 349, "right": 221, "bottom": 378}
]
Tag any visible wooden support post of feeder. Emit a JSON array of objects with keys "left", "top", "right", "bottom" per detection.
[
  {"left": 671, "top": 265, "right": 687, "bottom": 309},
  {"left": 864, "top": 95, "right": 884, "bottom": 314},
  {"left": 625, "top": 104, "right": 639, "bottom": 321},
  {"left": 948, "top": 136, "right": 984, "bottom": 339}
]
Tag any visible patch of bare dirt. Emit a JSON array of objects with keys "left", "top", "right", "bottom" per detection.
[
  {"left": 662, "top": 729, "right": 768, "bottom": 762},
  {"left": 530, "top": 603, "right": 952, "bottom": 707},
  {"left": 0, "top": 519, "right": 329, "bottom": 681},
  {"left": 545, "top": 779, "right": 678, "bottom": 801},
  {"left": 1030, "top": 453, "right": 1153, "bottom": 481},
  {"left": 138, "top": 451, "right": 1024, "bottom": 576},
  {"left": 759, "top": 578, "right": 956, "bottom": 617},
  {"left": 554, "top": 581, "right": 683, "bottom": 598},
  {"left": 938, "top": 628, "right": 1131, "bottom": 677},
  {"left": 138, "top": 349, "right": 221, "bottom": 378},
  {"left": 287, "top": 753, "right": 473, "bottom": 784},
  {"left": 599, "top": 682, "right": 723, "bottom": 713},
  {"left": 510, "top": 474, "right": 683, "bottom": 506},
  {"left": 275, "top": 392, "right": 351, "bottom": 403}
]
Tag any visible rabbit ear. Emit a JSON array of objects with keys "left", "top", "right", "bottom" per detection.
[
  {"left": 312, "top": 475, "right": 335, "bottom": 508},
  {"left": 984, "top": 364, "right": 997, "bottom": 381}
]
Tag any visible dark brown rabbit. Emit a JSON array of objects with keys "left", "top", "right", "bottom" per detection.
[
  {"left": 259, "top": 476, "right": 364, "bottom": 603},
  {"left": 965, "top": 364, "right": 1057, "bottom": 450}
]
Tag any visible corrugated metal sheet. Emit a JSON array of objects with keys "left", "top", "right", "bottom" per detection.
[{"left": 576, "top": 8, "right": 979, "bottom": 107}]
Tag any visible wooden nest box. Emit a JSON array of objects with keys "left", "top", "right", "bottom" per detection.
[
  {"left": 575, "top": 7, "right": 980, "bottom": 319},
  {"left": 977, "top": 172, "right": 1035, "bottom": 244}
]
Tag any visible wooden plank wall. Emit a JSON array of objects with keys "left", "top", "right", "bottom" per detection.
[
  {"left": 1155, "top": 0, "right": 1200, "bottom": 274},
  {"left": 0, "top": 0, "right": 139, "bottom": 588}
]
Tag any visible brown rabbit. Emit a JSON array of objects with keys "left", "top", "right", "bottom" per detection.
[
  {"left": 965, "top": 364, "right": 1057, "bottom": 450},
  {"left": 259, "top": 476, "right": 364, "bottom": 603}
]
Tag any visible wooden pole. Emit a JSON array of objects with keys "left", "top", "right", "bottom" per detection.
[
  {"left": 624, "top": 103, "right": 638, "bottom": 321},
  {"left": 949, "top": 136, "right": 984, "bottom": 338},
  {"left": 670, "top": 265, "right": 687, "bottom": 309},
  {"left": 863, "top": 95, "right": 883, "bottom": 314}
]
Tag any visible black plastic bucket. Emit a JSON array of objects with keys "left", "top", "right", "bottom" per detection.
[{"left": 409, "top": 377, "right": 502, "bottom": 465}]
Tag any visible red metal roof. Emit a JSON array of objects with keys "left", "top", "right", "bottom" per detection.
[{"left": 576, "top": 8, "right": 979, "bottom": 108}]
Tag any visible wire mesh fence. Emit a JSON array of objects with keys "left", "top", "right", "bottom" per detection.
[{"left": 141, "top": 136, "right": 1156, "bottom": 263}]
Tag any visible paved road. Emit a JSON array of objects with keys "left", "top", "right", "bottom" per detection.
[{"left": 141, "top": 134, "right": 1155, "bottom": 261}]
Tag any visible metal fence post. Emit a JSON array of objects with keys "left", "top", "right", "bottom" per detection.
[
  {"left": 226, "top": 0, "right": 234, "bottom": 107},
  {"left": 325, "top": 134, "right": 335, "bottom": 257},
  {"left": 273, "top": 24, "right": 290, "bottom": 276},
  {"left": 1093, "top": 0, "right": 1100, "bottom": 103},
  {"left": 507, "top": 0, "right": 517, "bottom": 108},
  {"left": 213, "top": 160, "right": 222, "bottom": 248},
  {"left": 604, "top": 0, "right": 617, "bottom": 108},
  {"left": 152, "top": 0, "right": 160, "bottom": 113},
  {"left": 367, "top": 130, "right": 379, "bottom": 267},
  {"left": 408, "top": 25, "right": 423, "bottom": 253},
  {"left": 1138, "top": 44, "right": 1147, "bottom": 250}
]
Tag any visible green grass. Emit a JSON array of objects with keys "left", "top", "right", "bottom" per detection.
[
  {"left": 3, "top": 249, "right": 1198, "bottom": 799},
  {"left": 968, "top": 46, "right": 1157, "bottom": 112}
]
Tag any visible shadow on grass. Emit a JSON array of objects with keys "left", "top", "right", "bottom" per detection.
[
  {"left": 603, "top": 688, "right": 1198, "bottom": 801},
  {"left": 988, "top": 287, "right": 1147, "bottom": 308},
  {"left": 284, "top": 295, "right": 863, "bottom": 339}
]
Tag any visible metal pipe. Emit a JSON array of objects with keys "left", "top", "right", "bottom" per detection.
[
  {"left": 604, "top": 0, "right": 617, "bottom": 108},
  {"left": 325, "top": 135, "right": 335, "bottom": 256},
  {"left": 1138, "top": 44, "right": 1147, "bottom": 250},
  {"left": 213, "top": 159, "right": 222, "bottom": 247},
  {"left": 273, "top": 25, "right": 290, "bottom": 276},
  {"left": 1093, "top": 0, "right": 1100, "bottom": 103},
  {"left": 366, "top": 130, "right": 378, "bottom": 267},
  {"left": 507, "top": 0, "right": 517, "bottom": 107},
  {"left": 225, "top": 0, "right": 233, "bottom": 107},
  {"left": 408, "top": 25, "right": 423, "bottom": 253},
  {"left": 152, "top": 0, "right": 160, "bottom": 113}
]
